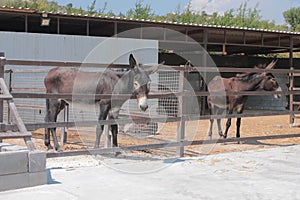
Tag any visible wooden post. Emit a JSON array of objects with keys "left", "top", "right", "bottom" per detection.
[
  {"left": 60, "top": 104, "right": 69, "bottom": 145},
  {"left": 176, "top": 67, "right": 187, "bottom": 157},
  {"left": 0, "top": 53, "right": 5, "bottom": 143},
  {"left": 289, "top": 36, "right": 294, "bottom": 125},
  {"left": 200, "top": 29, "right": 208, "bottom": 115},
  {"left": 0, "top": 52, "right": 6, "bottom": 126},
  {"left": 7, "top": 70, "right": 12, "bottom": 124}
]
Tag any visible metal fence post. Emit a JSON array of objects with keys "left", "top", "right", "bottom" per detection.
[{"left": 176, "top": 67, "right": 187, "bottom": 157}]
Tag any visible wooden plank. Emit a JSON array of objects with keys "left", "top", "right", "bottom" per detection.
[
  {"left": 0, "top": 78, "right": 10, "bottom": 95},
  {"left": 9, "top": 90, "right": 300, "bottom": 101},
  {"left": 6, "top": 60, "right": 129, "bottom": 69},
  {"left": 46, "top": 133, "right": 300, "bottom": 158},
  {"left": 0, "top": 131, "right": 32, "bottom": 139},
  {"left": 0, "top": 94, "right": 13, "bottom": 100},
  {"left": 5, "top": 59, "right": 300, "bottom": 74},
  {"left": 8, "top": 101, "right": 35, "bottom": 150},
  {"left": 291, "top": 88, "right": 300, "bottom": 91},
  {"left": 3, "top": 110, "right": 300, "bottom": 132}
]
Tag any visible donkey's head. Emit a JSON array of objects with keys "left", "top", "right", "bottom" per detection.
[
  {"left": 260, "top": 60, "right": 282, "bottom": 98},
  {"left": 129, "top": 54, "right": 161, "bottom": 111}
]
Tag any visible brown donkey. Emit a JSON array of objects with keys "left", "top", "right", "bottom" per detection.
[
  {"left": 207, "top": 60, "right": 281, "bottom": 141},
  {"left": 44, "top": 54, "right": 161, "bottom": 152}
]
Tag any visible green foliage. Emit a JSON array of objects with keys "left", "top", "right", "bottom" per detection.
[
  {"left": 283, "top": 7, "right": 300, "bottom": 31},
  {"left": 125, "top": 0, "right": 155, "bottom": 19},
  {"left": 87, "top": 0, "right": 97, "bottom": 15},
  {"left": 0, "top": 0, "right": 297, "bottom": 31},
  {"left": 0, "top": 0, "right": 58, "bottom": 12}
]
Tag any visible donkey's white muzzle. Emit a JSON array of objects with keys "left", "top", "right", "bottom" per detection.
[
  {"left": 138, "top": 96, "right": 148, "bottom": 111},
  {"left": 274, "top": 87, "right": 282, "bottom": 99}
]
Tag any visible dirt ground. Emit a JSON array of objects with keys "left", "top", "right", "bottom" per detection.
[{"left": 4, "top": 115, "right": 300, "bottom": 157}]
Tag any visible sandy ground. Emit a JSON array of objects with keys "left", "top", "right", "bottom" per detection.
[
  {"left": 4, "top": 115, "right": 300, "bottom": 157},
  {"left": 1, "top": 115, "right": 300, "bottom": 199},
  {"left": 0, "top": 145, "right": 299, "bottom": 199}
]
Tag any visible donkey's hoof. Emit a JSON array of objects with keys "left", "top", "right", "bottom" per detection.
[
  {"left": 115, "top": 152, "right": 121, "bottom": 157},
  {"left": 55, "top": 147, "right": 63, "bottom": 152},
  {"left": 47, "top": 145, "right": 53, "bottom": 150}
]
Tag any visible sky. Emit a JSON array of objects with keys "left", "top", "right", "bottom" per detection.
[{"left": 54, "top": 0, "right": 300, "bottom": 25}]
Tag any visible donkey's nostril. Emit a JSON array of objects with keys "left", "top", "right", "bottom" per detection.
[{"left": 140, "top": 105, "right": 148, "bottom": 111}]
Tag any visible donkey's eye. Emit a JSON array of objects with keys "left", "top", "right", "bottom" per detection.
[
  {"left": 134, "top": 81, "right": 140, "bottom": 89},
  {"left": 147, "top": 82, "right": 151, "bottom": 90}
]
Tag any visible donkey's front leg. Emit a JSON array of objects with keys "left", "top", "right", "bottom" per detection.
[
  {"left": 236, "top": 118, "right": 241, "bottom": 144},
  {"left": 51, "top": 128, "right": 62, "bottom": 152},
  {"left": 44, "top": 128, "right": 53, "bottom": 150},
  {"left": 111, "top": 124, "right": 118, "bottom": 148},
  {"left": 223, "top": 110, "right": 233, "bottom": 139},
  {"left": 111, "top": 124, "right": 121, "bottom": 156},
  {"left": 95, "top": 102, "right": 110, "bottom": 148},
  {"left": 95, "top": 124, "right": 104, "bottom": 149},
  {"left": 236, "top": 106, "right": 244, "bottom": 144}
]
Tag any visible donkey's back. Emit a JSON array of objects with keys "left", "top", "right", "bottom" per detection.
[{"left": 44, "top": 67, "right": 119, "bottom": 97}]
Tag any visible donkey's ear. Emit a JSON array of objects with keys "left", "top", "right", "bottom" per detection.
[
  {"left": 129, "top": 54, "right": 137, "bottom": 68},
  {"left": 146, "top": 61, "right": 165, "bottom": 75},
  {"left": 265, "top": 59, "right": 277, "bottom": 70}
]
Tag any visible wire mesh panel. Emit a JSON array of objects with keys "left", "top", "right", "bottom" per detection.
[
  {"left": 157, "top": 70, "right": 180, "bottom": 117},
  {"left": 3, "top": 66, "right": 50, "bottom": 124}
]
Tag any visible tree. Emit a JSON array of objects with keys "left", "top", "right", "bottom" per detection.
[
  {"left": 65, "top": 3, "right": 73, "bottom": 14},
  {"left": 283, "top": 7, "right": 300, "bottom": 32},
  {"left": 87, "top": 0, "right": 97, "bottom": 15},
  {"left": 126, "top": 0, "right": 155, "bottom": 19}
]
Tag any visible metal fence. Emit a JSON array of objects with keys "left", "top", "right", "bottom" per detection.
[{"left": 1, "top": 55, "right": 300, "bottom": 157}]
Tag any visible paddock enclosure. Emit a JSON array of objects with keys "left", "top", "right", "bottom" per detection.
[{"left": 1, "top": 7, "right": 300, "bottom": 159}]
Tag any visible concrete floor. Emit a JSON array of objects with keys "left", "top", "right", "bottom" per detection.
[{"left": 0, "top": 145, "right": 300, "bottom": 200}]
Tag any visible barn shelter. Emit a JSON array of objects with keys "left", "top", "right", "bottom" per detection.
[
  {"left": 1, "top": 7, "right": 300, "bottom": 105},
  {"left": 1, "top": 6, "right": 300, "bottom": 122},
  {"left": 1, "top": 6, "right": 300, "bottom": 55}
]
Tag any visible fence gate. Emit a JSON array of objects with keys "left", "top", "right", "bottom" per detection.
[{"left": 0, "top": 54, "right": 35, "bottom": 150}]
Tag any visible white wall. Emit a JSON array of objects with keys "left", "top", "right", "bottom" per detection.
[{"left": 0, "top": 31, "right": 158, "bottom": 65}]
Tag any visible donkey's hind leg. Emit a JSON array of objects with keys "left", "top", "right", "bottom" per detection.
[
  {"left": 208, "top": 106, "right": 215, "bottom": 139},
  {"left": 216, "top": 108, "right": 224, "bottom": 137},
  {"left": 45, "top": 98, "right": 67, "bottom": 152}
]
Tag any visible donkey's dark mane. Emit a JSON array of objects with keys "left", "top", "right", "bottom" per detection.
[{"left": 236, "top": 73, "right": 260, "bottom": 82}]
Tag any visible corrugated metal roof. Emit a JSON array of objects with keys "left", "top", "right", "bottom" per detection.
[
  {"left": 0, "top": 5, "right": 36, "bottom": 13},
  {"left": 1, "top": 6, "right": 300, "bottom": 35}
]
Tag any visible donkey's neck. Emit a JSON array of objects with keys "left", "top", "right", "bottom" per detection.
[
  {"left": 241, "top": 74, "right": 265, "bottom": 91},
  {"left": 113, "top": 70, "right": 134, "bottom": 95}
]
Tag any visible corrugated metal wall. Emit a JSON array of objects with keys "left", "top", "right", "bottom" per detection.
[{"left": 0, "top": 32, "right": 158, "bottom": 124}]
